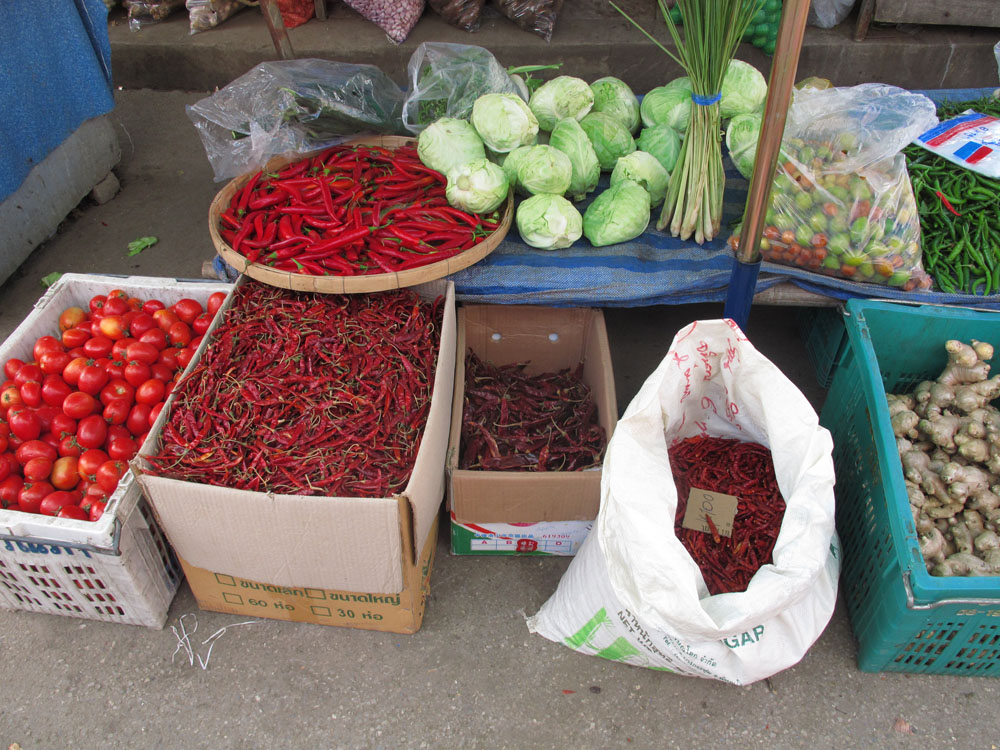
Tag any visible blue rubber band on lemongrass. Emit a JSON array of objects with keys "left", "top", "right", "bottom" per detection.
[{"left": 691, "top": 92, "right": 722, "bottom": 106}]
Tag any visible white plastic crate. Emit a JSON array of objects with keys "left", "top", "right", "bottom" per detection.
[{"left": 0, "top": 273, "right": 232, "bottom": 627}]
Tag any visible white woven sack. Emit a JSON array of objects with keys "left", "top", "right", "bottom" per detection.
[{"left": 528, "top": 319, "right": 839, "bottom": 684}]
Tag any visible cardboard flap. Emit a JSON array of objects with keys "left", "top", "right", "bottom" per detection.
[{"left": 139, "top": 475, "right": 405, "bottom": 593}]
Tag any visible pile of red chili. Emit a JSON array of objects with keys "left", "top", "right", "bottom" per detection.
[
  {"left": 218, "top": 144, "right": 502, "bottom": 276},
  {"left": 459, "top": 351, "right": 606, "bottom": 471},
  {"left": 668, "top": 436, "right": 786, "bottom": 595},
  {"left": 141, "top": 282, "right": 443, "bottom": 497}
]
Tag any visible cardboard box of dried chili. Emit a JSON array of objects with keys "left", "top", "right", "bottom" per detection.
[
  {"left": 134, "top": 277, "right": 455, "bottom": 633},
  {"left": 446, "top": 304, "right": 618, "bottom": 556}
]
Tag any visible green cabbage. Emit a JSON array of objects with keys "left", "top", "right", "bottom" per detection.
[
  {"left": 583, "top": 180, "right": 651, "bottom": 247},
  {"left": 514, "top": 145, "right": 573, "bottom": 197},
  {"left": 579, "top": 112, "right": 636, "bottom": 171},
  {"left": 471, "top": 93, "right": 539, "bottom": 153},
  {"left": 501, "top": 145, "right": 533, "bottom": 193},
  {"left": 636, "top": 125, "right": 681, "bottom": 174},
  {"left": 515, "top": 194, "right": 584, "bottom": 249},
  {"left": 548, "top": 118, "right": 601, "bottom": 201},
  {"left": 590, "top": 77, "right": 640, "bottom": 134},
  {"left": 720, "top": 60, "right": 767, "bottom": 120},
  {"left": 726, "top": 112, "right": 762, "bottom": 180},
  {"left": 528, "top": 76, "right": 594, "bottom": 131},
  {"left": 610, "top": 151, "right": 669, "bottom": 207},
  {"left": 445, "top": 158, "right": 509, "bottom": 214},
  {"left": 640, "top": 77, "right": 692, "bottom": 132},
  {"left": 417, "top": 117, "right": 485, "bottom": 176}
]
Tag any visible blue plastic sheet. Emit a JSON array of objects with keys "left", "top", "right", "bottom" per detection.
[{"left": 0, "top": 0, "right": 114, "bottom": 202}]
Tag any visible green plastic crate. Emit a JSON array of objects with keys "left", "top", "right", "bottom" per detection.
[
  {"left": 821, "top": 299, "right": 1000, "bottom": 676},
  {"left": 797, "top": 306, "right": 848, "bottom": 388}
]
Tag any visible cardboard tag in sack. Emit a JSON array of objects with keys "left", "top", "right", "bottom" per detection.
[{"left": 528, "top": 319, "right": 839, "bottom": 684}]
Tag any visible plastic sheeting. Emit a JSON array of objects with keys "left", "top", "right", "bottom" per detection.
[{"left": 0, "top": 0, "right": 115, "bottom": 202}]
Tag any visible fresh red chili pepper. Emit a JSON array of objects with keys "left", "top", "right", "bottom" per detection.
[{"left": 935, "top": 190, "right": 963, "bottom": 217}]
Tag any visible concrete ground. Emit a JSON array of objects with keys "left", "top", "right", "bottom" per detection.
[{"left": 2, "top": 9, "right": 1000, "bottom": 749}]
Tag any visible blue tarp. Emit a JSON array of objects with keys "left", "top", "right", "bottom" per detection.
[
  {"left": 448, "top": 87, "right": 1000, "bottom": 309},
  {"left": 0, "top": 0, "right": 114, "bottom": 202}
]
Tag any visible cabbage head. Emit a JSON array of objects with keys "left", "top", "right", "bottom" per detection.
[
  {"left": 579, "top": 112, "right": 636, "bottom": 171},
  {"left": 471, "top": 93, "right": 539, "bottom": 153},
  {"left": 548, "top": 118, "right": 601, "bottom": 201},
  {"left": 720, "top": 60, "right": 767, "bottom": 120},
  {"left": 610, "top": 151, "right": 669, "bottom": 207},
  {"left": 583, "top": 180, "right": 651, "bottom": 247},
  {"left": 528, "top": 76, "right": 594, "bottom": 131},
  {"left": 445, "top": 158, "right": 509, "bottom": 214},
  {"left": 501, "top": 145, "right": 533, "bottom": 193},
  {"left": 640, "top": 77, "right": 692, "bottom": 132},
  {"left": 417, "top": 117, "right": 485, "bottom": 176},
  {"left": 726, "top": 112, "right": 762, "bottom": 180},
  {"left": 636, "top": 125, "right": 681, "bottom": 174},
  {"left": 514, "top": 145, "right": 573, "bottom": 197},
  {"left": 590, "top": 77, "right": 640, "bottom": 134},
  {"left": 515, "top": 194, "right": 583, "bottom": 250}
]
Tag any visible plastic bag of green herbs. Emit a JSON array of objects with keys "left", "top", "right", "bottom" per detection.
[{"left": 402, "top": 42, "right": 526, "bottom": 134}]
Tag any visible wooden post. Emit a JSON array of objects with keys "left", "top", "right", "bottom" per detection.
[
  {"left": 314, "top": 0, "right": 327, "bottom": 21},
  {"left": 259, "top": 0, "right": 296, "bottom": 60}
]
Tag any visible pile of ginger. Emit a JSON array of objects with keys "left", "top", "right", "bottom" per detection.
[{"left": 890, "top": 339, "right": 1000, "bottom": 576}]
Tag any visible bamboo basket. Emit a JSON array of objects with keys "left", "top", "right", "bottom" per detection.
[{"left": 208, "top": 135, "right": 512, "bottom": 294}]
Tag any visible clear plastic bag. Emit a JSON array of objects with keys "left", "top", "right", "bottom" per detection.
[
  {"left": 402, "top": 42, "right": 524, "bottom": 134},
  {"left": 186, "top": 59, "right": 407, "bottom": 182},
  {"left": 343, "top": 0, "right": 425, "bottom": 43},
  {"left": 734, "top": 84, "right": 939, "bottom": 291},
  {"left": 807, "top": 0, "right": 856, "bottom": 28},
  {"left": 427, "top": 0, "right": 484, "bottom": 31},
  {"left": 186, "top": 0, "right": 245, "bottom": 32},
  {"left": 492, "top": 0, "right": 563, "bottom": 41},
  {"left": 125, "top": 0, "right": 185, "bottom": 30}
]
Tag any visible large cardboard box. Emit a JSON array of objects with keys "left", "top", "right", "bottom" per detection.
[
  {"left": 135, "top": 280, "right": 455, "bottom": 632},
  {"left": 447, "top": 305, "right": 617, "bottom": 556}
]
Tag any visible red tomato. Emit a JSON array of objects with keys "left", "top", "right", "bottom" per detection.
[
  {"left": 40, "top": 374, "right": 73, "bottom": 409},
  {"left": 104, "top": 359, "right": 126, "bottom": 381},
  {"left": 107, "top": 436, "right": 138, "bottom": 462},
  {"left": 102, "top": 296, "right": 130, "bottom": 317},
  {"left": 0, "top": 455, "right": 8, "bottom": 483},
  {"left": 166, "top": 321, "right": 192, "bottom": 347},
  {"left": 141, "top": 299, "right": 165, "bottom": 315},
  {"left": 0, "top": 474, "right": 24, "bottom": 506},
  {"left": 58, "top": 306, "right": 88, "bottom": 332},
  {"left": 135, "top": 379, "right": 165, "bottom": 406},
  {"left": 156, "top": 347, "right": 179, "bottom": 370},
  {"left": 106, "top": 288, "right": 128, "bottom": 302},
  {"left": 126, "top": 297, "right": 142, "bottom": 312},
  {"left": 148, "top": 363, "right": 173, "bottom": 383},
  {"left": 111, "top": 338, "right": 136, "bottom": 361},
  {"left": 129, "top": 313, "right": 157, "bottom": 338},
  {"left": 89, "top": 295, "right": 106, "bottom": 314},
  {"left": 18, "top": 481, "right": 54, "bottom": 514},
  {"left": 8, "top": 408, "right": 41, "bottom": 441},
  {"left": 175, "top": 347, "right": 195, "bottom": 370},
  {"left": 38, "top": 350, "right": 72, "bottom": 376},
  {"left": 98, "top": 315, "right": 127, "bottom": 341},
  {"left": 89, "top": 499, "right": 107, "bottom": 522},
  {"left": 77, "top": 449, "right": 108, "bottom": 482},
  {"left": 125, "top": 341, "right": 160, "bottom": 365},
  {"left": 100, "top": 380, "right": 134, "bottom": 406},
  {"left": 14, "top": 364, "right": 43, "bottom": 388},
  {"left": 61, "top": 326, "right": 92, "bottom": 349},
  {"left": 58, "top": 433, "right": 82, "bottom": 458},
  {"left": 39, "top": 490, "right": 75, "bottom": 517},
  {"left": 96, "top": 460, "right": 129, "bottom": 494},
  {"left": 4, "top": 358, "right": 25, "bottom": 380},
  {"left": 76, "top": 414, "right": 108, "bottom": 450},
  {"left": 50, "top": 456, "right": 80, "bottom": 490},
  {"left": 106, "top": 424, "right": 131, "bottom": 444},
  {"left": 32, "top": 335, "right": 64, "bottom": 362},
  {"left": 62, "top": 391, "right": 99, "bottom": 419},
  {"left": 124, "top": 361, "right": 152, "bottom": 388},
  {"left": 50, "top": 412, "right": 77, "bottom": 439},
  {"left": 171, "top": 298, "right": 203, "bottom": 325},
  {"left": 189, "top": 336, "right": 204, "bottom": 351},
  {"left": 83, "top": 336, "right": 114, "bottom": 359},
  {"left": 206, "top": 291, "right": 226, "bottom": 316},
  {"left": 57, "top": 504, "right": 89, "bottom": 521},
  {"left": 61, "top": 356, "right": 90, "bottom": 387},
  {"left": 103, "top": 398, "right": 131, "bottom": 426},
  {"left": 127, "top": 403, "right": 152, "bottom": 437},
  {"left": 22, "top": 457, "right": 53, "bottom": 482},
  {"left": 140, "top": 327, "right": 168, "bottom": 351},
  {"left": 77, "top": 365, "right": 110, "bottom": 396},
  {"left": 18, "top": 381, "right": 42, "bottom": 408},
  {"left": 148, "top": 402, "right": 165, "bottom": 427},
  {"left": 15, "top": 439, "right": 58, "bottom": 465},
  {"left": 1, "top": 386, "right": 24, "bottom": 414},
  {"left": 37, "top": 428, "right": 60, "bottom": 452}
]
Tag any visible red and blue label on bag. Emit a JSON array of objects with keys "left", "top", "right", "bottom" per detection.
[{"left": 916, "top": 110, "right": 1000, "bottom": 178}]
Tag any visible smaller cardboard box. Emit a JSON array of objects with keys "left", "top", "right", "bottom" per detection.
[{"left": 447, "top": 305, "right": 617, "bottom": 556}]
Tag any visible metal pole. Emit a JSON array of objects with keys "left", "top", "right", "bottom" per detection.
[
  {"left": 259, "top": 0, "right": 296, "bottom": 61},
  {"left": 723, "top": 0, "right": 812, "bottom": 327}
]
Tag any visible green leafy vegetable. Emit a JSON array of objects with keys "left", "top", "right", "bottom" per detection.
[{"left": 127, "top": 236, "right": 158, "bottom": 256}]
